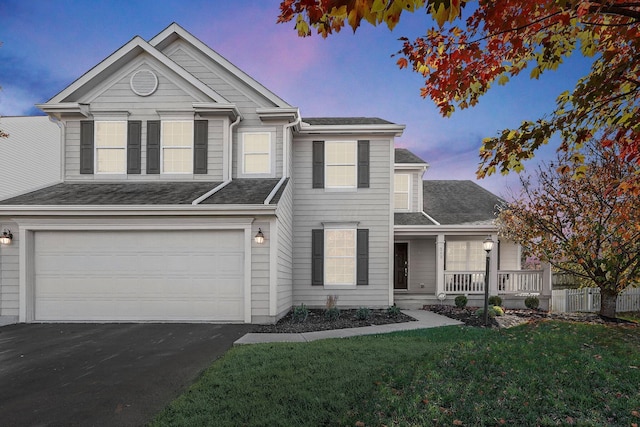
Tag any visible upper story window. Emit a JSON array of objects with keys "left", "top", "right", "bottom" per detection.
[
  {"left": 394, "top": 173, "right": 410, "bottom": 210},
  {"left": 162, "top": 120, "right": 193, "bottom": 174},
  {"left": 242, "top": 132, "right": 271, "bottom": 174},
  {"left": 95, "top": 121, "right": 127, "bottom": 174},
  {"left": 446, "top": 241, "right": 486, "bottom": 271},
  {"left": 325, "top": 141, "right": 357, "bottom": 188}
]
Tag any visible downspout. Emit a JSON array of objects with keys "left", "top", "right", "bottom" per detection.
[
  {"left": 282, "top": 109, "right": 301, "bottom": 178},
  {"left": 48, "top": 115, "right": 65, "bottom": 183},
  {"left": 228, "top": 114, "right": 241, "bottom": 181}
]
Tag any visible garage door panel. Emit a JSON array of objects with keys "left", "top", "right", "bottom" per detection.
[{"left": 34, "top": 230, "right": 246, "bottom": 322}]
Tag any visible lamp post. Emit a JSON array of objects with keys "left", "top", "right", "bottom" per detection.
[{"left": 482, "top": 236, "right": 495, "bottom": 326}]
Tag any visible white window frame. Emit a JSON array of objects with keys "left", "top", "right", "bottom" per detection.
[
  {"left": 394, "top": 173, "right": 411, "bottom": 211},
  {"left": 324, "top": 226, "right": 357, "bottom": 287},
  {"left": 161, "top": 120, "right": 193, "bottom": 174},
  {"left": 241, "top": 132, "right": 272, "bottom": 175},
  {"left": 94, "top": 120, "right": 127, "bottom": 175},
  {"left": 325, "top": 141, "right": 357, "bottom": 189}
]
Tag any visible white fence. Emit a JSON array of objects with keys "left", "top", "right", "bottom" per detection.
[{"left": 551, "top": 287, "right": 640, "bottom": 313}]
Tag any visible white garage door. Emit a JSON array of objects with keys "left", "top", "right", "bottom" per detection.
[{"left": 34, "top": 230, "right": 245, "bottom": 322}]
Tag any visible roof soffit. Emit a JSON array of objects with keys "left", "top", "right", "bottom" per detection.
[{"left": 149, "top": 23, "right": 292, "bottom": 108}]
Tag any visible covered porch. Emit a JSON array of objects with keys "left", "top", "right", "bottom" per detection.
[{"left": 393, "top": 228, "right": 552, "bottom": 310}]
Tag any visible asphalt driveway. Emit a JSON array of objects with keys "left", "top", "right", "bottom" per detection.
[{"left": 0, "top": 323, "right": 253, "bottom": 426}]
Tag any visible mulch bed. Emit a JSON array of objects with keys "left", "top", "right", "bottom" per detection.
[{"left": 254, "top": 308, "right": 416, "bottom": 334}]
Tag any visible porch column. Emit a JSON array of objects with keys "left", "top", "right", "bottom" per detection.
[
  {"left": 489, "top": 233, "right": 499, "bottom": 296},
  {"left": 436, "top": 234, "right": 445, "bottom": 296}
]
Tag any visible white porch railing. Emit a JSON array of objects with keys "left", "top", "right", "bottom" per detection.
[
  {"left": 444, "top": 270, "right": 544, "bottom": 295},
  {"left": 498, "top": 270, "right": 543, "bottom": 294},
  {"left": 444, "top": 272, "right": 485, "bottom": 294}
]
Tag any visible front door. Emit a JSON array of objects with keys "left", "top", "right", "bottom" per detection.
[{"left": 394, "top": 242, "right": 408, "bottom": 290}]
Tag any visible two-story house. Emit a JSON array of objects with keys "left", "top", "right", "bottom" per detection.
[{"left": 0, "top": 23, "right": 550, "bottom": 325}]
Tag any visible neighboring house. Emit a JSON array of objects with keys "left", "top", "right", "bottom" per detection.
[
  {"left": 0, "top": 23, "right": 550, "bottom": 325},
  {"left": 0, "top": 116, "right": 61, "bottom": 200}
]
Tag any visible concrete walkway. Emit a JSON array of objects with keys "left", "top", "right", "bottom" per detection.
[{"left": 235, "top": 310, "right": 463, "bottom": 345}]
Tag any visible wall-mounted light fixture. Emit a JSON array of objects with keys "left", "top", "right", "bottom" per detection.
[
  {"left": 0, "top": 229, "right": 13, "bottom": 245},
  {"left": 254, "top": 228, "right": 265, "bottom": 244}
]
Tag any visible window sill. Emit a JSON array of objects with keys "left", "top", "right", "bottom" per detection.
[{"left": 323, "top": 284, "right": 357, "bottom": 290}]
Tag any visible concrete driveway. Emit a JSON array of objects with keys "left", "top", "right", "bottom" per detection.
[{"left": 0, "top": 323, "right": 253, "bottom": 426}]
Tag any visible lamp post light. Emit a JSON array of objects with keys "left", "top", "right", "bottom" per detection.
[{"left": 482, "top": 236, "right": 495, "bottom": 327}]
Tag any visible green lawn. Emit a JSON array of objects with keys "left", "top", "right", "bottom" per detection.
[{"left": 152, "top": 322, "right": 640, "bottom": 426}]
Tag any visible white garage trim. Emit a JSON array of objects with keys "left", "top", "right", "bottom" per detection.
[{"left": 18, "top": 219, "right": 255, "bottom": 323}]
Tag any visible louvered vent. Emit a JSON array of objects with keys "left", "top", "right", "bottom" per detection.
[{"left": 130, "top": 69, "right": 158, "bottom": 97}]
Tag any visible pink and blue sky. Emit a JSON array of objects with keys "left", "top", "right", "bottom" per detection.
[{"left": 0, "top": 0, "right": 592, "bottom": 196}]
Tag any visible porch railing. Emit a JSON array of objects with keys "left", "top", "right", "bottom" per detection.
[
  {"left": 444, "top": 272, "right": 485, "bottom": 294},
  {"left": 444, "top": 270, "right": 543, "bottom": 295},
  {"left": 498, "top": 270, "right": 543, "bottom": 294}
]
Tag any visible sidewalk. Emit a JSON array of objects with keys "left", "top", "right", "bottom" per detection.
[{"left": 234, "top": 310, "right": 463, "bottom": 345}]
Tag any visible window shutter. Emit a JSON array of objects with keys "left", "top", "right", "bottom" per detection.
[
  {"left": 311, "top": 229, "right": 324, "bottom": 285},
  {"left": 127, "top": 121, "right": 142, "bottom": 174},
  {"left": 193, "top": 120, "right": 208, "bottom": 174},
  {"left": 357, "top": 140, "right": 370, "bottom": 188},
  {"left": 146, "top": 120, "right": 161, "bottom": 174},
  {"left": 357, "top": 229, "right": 369, "bottom": 285},
  {"left": 79, "top": 121, "right": 94, "bottom": 174},
  {"left": 312, "top": 140, "right": 324, "bottom": 188}
]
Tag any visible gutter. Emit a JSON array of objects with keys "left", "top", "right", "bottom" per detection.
[
  {"left": 264, "top": 176, "right": 287, "bottom": 205},
  {"left": 191, "top": 180, "right": 231, "bottom": 205},
  {"left": 282, "top": 109, "right": 301, "bottom": 177},
  {"left": 227, "top": 115, "right": 241, "bottom": 181}
]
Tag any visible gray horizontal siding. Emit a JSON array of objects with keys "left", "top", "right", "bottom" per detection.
[
  {"left": 251, "top": 222, "right": 270, "bottom": 320},
  {"left": 0, "top": 221, "right": 19, "bottom": 316},
  {"left": 276, "top": 180, "right": 294, "bottom": 317},
  {"left": 292, "top": 138, "right": 393, "bottom": 308},
  {"left": 405, "top": 238, "right": 436, "bottom": 294}
]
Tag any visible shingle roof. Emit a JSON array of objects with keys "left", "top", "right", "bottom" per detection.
[
  {"left": 302, "top": 117, "right": 394, "bottom": 125},
  {"left": 0, "top": 179, "right": 286, "bottom": 206},
  {"left": 395, "top": 148, "right": 427, "bottom": 164},
  {"left": 422, "top": 180, "right": 503, "bottom": 225},
  {"left": 394, "top": 212, "right": 437, "bottom": 226}
]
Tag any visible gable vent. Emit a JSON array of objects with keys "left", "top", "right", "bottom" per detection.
[{"left": 130, "top": 69, "right": 158, "bottom": 97}]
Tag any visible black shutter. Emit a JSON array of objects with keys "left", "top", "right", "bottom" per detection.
[
  {"left": 357, "top": 229, "right": 369, "bottom": 285},
  {"left": 193, "top": 120, "right": 208, "bottom": 174},
  {"left": 127, "top": 121, "right": 142, "bottom": 174},
  {"left": 146, "top": 120, "right": 161, "bottom": 174},
  {"left": 79, "top": 121, "right": 94, "bottom": 174},
  {"left": 312, "top": 140, "right": 324, "bottom": 188},
  {"left": 357, "top": 140, "right": 370, "bottom": 188},
  {"left": 311, "top": 229, "right": 324, "bottom": 285}
]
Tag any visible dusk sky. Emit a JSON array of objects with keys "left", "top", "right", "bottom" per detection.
[{"left": 0, "top": 0, "right": 593, "bottom": 196}]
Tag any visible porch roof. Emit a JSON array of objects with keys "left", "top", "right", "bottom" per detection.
[{"left": 423, "top": 180, "right": 503, "bottom": 225}]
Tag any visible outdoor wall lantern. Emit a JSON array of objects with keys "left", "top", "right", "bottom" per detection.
[
  {"left": 482, "top": 236, "right": 495, "bottom": 326},
  {"left": 254, "top": 228, "right": 265, "bottom": 244},
  {"left": 0, "top": 229, "right": 13, "bottom": 245}
]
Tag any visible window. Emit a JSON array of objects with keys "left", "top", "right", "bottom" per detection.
[
  {"left": 394, "top": 174, "right": 410, "bottom": 210},
  {"left": 446, "top": 241, "right": 486, "bottom": 271},
  {"left": 325, "top": 141, "right": 357, "bottom": 188},
  {"left": 325, "top": 229, "right": 357, "bottom": 285},
  {"left": 95, "top": 121, "right": 126, "bottom": 173},
  {"left": 162, "top": 121, "right": 193, "bottom": 173},
  {"left": 242, "top": 133, "right": 271, "bottom": 174}
]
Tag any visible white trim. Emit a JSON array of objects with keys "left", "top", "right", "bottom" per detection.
[
  {"left": 421, "top": 211, "right": 440, "bottom": 226},
  {"left": 264, "top": 177, "right": 287, "bottom": 205},
  {"left": 191, "top": 180, "right": 231, "bottom": 205},
  {"left": 269, "top": 217, "right": 278, "bottom": 317},
  {"left": 324, "top": 141, "right": 357, "bottom": 189},
  {"left": 244, "top": 225, "right": 252, "bottom": 323},
  {"left": 240, "top": 131, "right": 272, "bottom": 176},
  {"left": 388, "top": 141, "right": 395, "bottom": 306},
  {"left": 298, "top": 123, "right": 405, "bottom": 136},
  {"left": 0, "top": 205, "right": 278, "bottom": 216}
]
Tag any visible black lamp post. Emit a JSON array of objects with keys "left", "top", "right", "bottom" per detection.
[{"left": 482, "top": 236, "right": 495, "bottom": 326}]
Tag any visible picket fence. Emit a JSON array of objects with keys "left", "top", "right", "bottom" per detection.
[{"left": 551, "top": 287, "right": 640, "bottom": 313}]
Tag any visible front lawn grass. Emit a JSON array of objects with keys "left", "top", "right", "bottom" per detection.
[{"left": 152, "top": 322, "right": 640, "bottom": 426}]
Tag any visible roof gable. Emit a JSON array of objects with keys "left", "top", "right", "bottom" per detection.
[
  {"left": 149, "top": 23, "right": 291, "bottom": 108},
  {"left": 423, "top": 180, "right": 503, "bottom": 225}
]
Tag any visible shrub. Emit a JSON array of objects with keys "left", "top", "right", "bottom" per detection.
[
  {"left": 475, "top": 307, "right": 498, "bottom": 319},
  {"left": 355, "top": 307, "right": 372, "bottom": 320},
  {"left": 488, "top": 295, "right": 502, "bottom": 307},
  {"left": 454, "top": 295, "right": 468, "bottom": 308},
  {"left": 324, "top": 307, "right": 340, "bottom": 321},
  {"left": 525, "top": 296, "right": 540, "bottom": 310},
  {"left": 291, "top": 304, "right": 308, "bottom": 323},
  {"left": 493, "top": 306, "right": 504, "bottom": 316},
  {"left": 387, "top": 304, "right": 402, "bottom": 317}
]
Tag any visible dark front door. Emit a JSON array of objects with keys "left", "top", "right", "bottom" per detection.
[{"left": 394, "top": 242, "right": 408, "bottom": 290}]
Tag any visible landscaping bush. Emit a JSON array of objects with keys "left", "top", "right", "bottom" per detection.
[
  {"left": 525, "top": 296, "right": 540, "bottom": 310},
  {"left": 454, "top": 295, "right": 468, "bottom": 308},
  {"left": 355, "top": 307, "right": 372, "bottom": 320},
  {"left": 488, "top": 295, "right": 502, "bottom": 306},
  {"left": 291, "top": 304, "right": 309, "bottom": 323},
  {"left": 387, "top": 304, "right": 402, "bottom": 317},
  {"left": 324, "top": 307, "right": 340, "bottom": 321},
  {"left": 475, "top": 306, "right": 498, "bottom": 319},
  {"left": 493, "top": 305, "right": 504, "bottom": 316}
]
